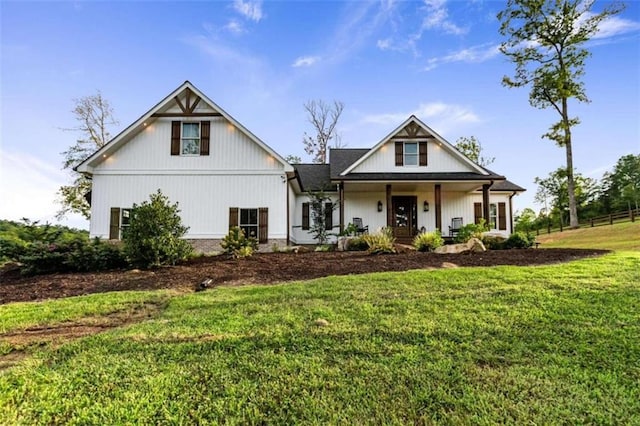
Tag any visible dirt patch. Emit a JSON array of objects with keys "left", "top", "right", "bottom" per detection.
[
  {"left": 0, "top": 301, "right": 165, "bottom": 370},
  {"left": 0, "top": 248, "right": 608, "bottom": 305}
]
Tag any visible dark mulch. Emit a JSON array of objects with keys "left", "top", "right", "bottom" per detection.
[{"left": 0, "top": 248, "right": 608, "bottom": 305}]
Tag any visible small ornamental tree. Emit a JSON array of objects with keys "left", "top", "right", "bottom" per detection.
[
  {"left": 122, "top": 190, "right": 192, "bottom": 268},
  {"left": 307, "top": 190, "right": 337, "bottom": 245}
]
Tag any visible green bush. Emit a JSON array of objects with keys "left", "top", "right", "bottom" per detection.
[
  {"left": 122, "top": 190, "right": 193, "bottom": 268},
  {"left": 413, "top": 231, "right": 444, "bottom": 252},
  {"left": 17, "top": 239, "right": 127, "bottom": 276},
  {"left": 221, "top": 227, "right": 258, "bottom": 258},
  {"left": 503, "top": 232, "right": 535, "bottom": 249},
  {"left": 482, "top": 235, "right": 507, "bottom": 250},
  {"left": 0, "top": 235, "right": 28, "bottom": 262},
  {"left": 346, "top": 236, "right": 368, "bottom": 251},
  {"left": 454, "top": 220, "right": 488, "bottom": 243},
  {"left": 363, "top": 228, "right": 396, "bottom": 254}
]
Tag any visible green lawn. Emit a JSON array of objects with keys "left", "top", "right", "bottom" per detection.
[
  {"left": 1, "top": 252, "right": 639, "bottom": 424},
  {"left": 536, "top": 220, "right": 640, "bottom": 250}
]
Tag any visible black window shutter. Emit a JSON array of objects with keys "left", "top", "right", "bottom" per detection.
[
  {"left": 325, "top": 203, "right": 333, "bottom": 231},
  {"left": 498, "top": 202, "right": 507, "bottom": 230},
  {"left": 419, "top": 142, "right": 428, "bottom": 166},
  {"left": 395, "top": 142, "right": 403, "bottom": 166},
  {"left": 171, "top": 121, "right": 181, "bottom": 155},
  {"left": 302, "top": 203, "right": 310, "bottom": 230},
  {"left": 200, "top": 121, "right": 210, "bottom": 155},
  {"left": 229, "top": 207, "right": 239, "bottom": 229},
  {"left": 109, "top": 207, "right": 121, "bottom": 240},
  {"left": 474, "top": 203, "right": 482, "bottom": 225},
  {"left": 258, "top": 207, "right": 268, "bottom": 243}
]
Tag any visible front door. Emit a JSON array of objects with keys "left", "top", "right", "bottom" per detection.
[{"left": 392, "top": 196, "right": 417, "bottom": 238}]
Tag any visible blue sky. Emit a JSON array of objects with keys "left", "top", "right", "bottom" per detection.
[{"left": 1, "top": 0, "right": 639, "bottom": 229}]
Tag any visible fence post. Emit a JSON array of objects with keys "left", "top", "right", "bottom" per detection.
[
  {"left": 591, "top": 218, "right": 594, "bottom": 227},
  {"left": 547, "top": 221, "right": 551, "bottom": 234},
  {"left": 631, "top": 209, "right": 635, "bottom": 223},
  {"left": 536, "top": 228, "right": 540, "bottom": 236},
  {"left": 609, "top": 214, "right": 613, "bottom": 225},
  {"left": 560, "top": 221, "right": 563, "bottom": 232}
]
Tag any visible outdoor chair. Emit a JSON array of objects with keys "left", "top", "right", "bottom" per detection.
[
  {"left": 352, "top": 217, "right": 369, "bottom": 235},
  {"left": 449, "top": 217, "right": 463, "bottom": 237}
]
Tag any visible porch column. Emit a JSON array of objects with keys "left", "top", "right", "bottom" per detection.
[
  {"left": 339, "top": 181, "right": 345, "bottom": 233},
  {"left": 435, "top": 184, "right": 441, "bottom": 232},
  {"left": 482, "top": 184, "right": 491, "bottom": 223},
  {"left": 386, "top": 184, "right": 392, "bottom": 227}
]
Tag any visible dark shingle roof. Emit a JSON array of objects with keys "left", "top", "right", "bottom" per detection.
[
  {"left": 488, "top": 180, "right": 526, "bottom": 192},
  {"left": 293, "top": 164, "right": 337, "bottom": 192},
  {"left": 329, "top": 149, "right": 369, "bottom": 178}
]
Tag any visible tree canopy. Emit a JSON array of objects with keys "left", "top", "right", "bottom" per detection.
[{"left": 454, "top": 136, "right": 495, "bottom": 167}]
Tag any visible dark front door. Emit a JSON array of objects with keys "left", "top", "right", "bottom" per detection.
[{"left": 392, "top": 196, "right": 417, "bottom": 238}]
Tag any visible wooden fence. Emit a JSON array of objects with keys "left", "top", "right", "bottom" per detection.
[{"left": 536, "top": 208, "right": 639, "bottom": 235}]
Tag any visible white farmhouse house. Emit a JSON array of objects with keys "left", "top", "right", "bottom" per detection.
[{"left": 77, "top": 81, "right": 524, "bottom": 249}]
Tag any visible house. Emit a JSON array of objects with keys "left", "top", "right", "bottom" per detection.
[{"left": 77, "top": 81, "right": 524, "bottom": 250}]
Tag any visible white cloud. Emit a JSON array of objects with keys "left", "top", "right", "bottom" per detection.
[
  {"left": 233, "top": 0, "right": 263, "bottom": 22},
  {"left": 421, "top": 0, "right": 467, "bottom": 36},
  {"left": 592, "top": 14, "right": 640, "bottom": 39},
  {"left": 424, "top": 43, "right": 500, "bottom": 71},
  {"left": 224, "top": 19, "right": 245, "bottom": 35},
  {"left": 361, "top": 102, "right": 480, "bottom": 135},
  {"left": 292, "top": 55, "right": 320, "bottom": 68},
  {"left": 0, "top": 149, "right": 88, "bottom": 229}
]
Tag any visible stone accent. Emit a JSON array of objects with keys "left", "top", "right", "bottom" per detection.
[
  {"left": 434, "top": 238, "right": 486, "bottom": 254},
  {"left": 186, "top": 239, "right": 289, "bottom": 254}
]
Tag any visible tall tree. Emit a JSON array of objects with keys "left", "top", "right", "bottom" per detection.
[
  {"left": 454, "top": 136, "right": 495, "bottom": 167},
  {"left": 498, "top": 0, "right": 623, "bottom": 228},
  {"left": 302, "top": 99, "right": 344, "bottom": 164},
  {"left": 57, "top": 92, "right": 118, "bottom": 219}
]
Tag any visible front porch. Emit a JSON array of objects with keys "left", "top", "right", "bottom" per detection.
[{"left": 336, "top": 181, "right": 496, "bottom": 242}]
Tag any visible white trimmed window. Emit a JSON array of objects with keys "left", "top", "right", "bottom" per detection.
[
  {"left": 181, "top": 122, "right": 201, "bottom": 155},
  {"left": 404, "top": 142, "right": 418, "bottom": 166},
  {"left": 240, "top": 208, "right": 258, "bottom": 239},
  {"left": 489, "top": 203, "right": 497, "bottom": 230}
]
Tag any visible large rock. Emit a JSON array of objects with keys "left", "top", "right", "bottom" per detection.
[{"left": 434, "top": 238, "right": 486, "bottom": 254}]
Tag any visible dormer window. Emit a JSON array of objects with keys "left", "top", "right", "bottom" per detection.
[{"left": 181, "top": 122, "right": 200, "bottom": 155}]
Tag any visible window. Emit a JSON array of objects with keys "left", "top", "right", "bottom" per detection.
[
  {"left": 240, "top": 208, "right": 258, "bottom": 239},
  {"left": 109, "top": 207, "right": 132, "bottom": 240},
  {"left": 404, "top": 142, "right": 418, "bottom": 166},
  {"left": 489, "top": 203, "right": 497, "bottom": 230},
  {"left": 181, "top": 122, "right": 200, "bottom": 155}
]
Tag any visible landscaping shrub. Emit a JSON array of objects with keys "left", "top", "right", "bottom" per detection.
[
  {"left": 454, "top": 220, "right": 488, "bottom": 243},
  {"left": 17, "top": 238, "right": 127, "bottom": 276},
  {"left": 346, "top": 236, "right": 368, "bottom": 251},
  {"left": 363, "top": 228, "right": 396, "bottom": 254},
  {"left": 503, "top": 231, "right": 535, "bottom": 249},
  {"left": 221, "top": 227, "right": 258, "bottom": 258},
  {"left": 482, "top": 235, "right": 506, "bottom": 250},
  {"left": 122, "top": 190, "right": 193, "bottom": 268},
  {"left": 0, "top": 235, "right": 28, "bottom": 262},
  {"left": 413, "top": 231, "right": 444, "bottom": 252}
]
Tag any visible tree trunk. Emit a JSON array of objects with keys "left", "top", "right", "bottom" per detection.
[{"left": 562, "top": 99, "right": 580, "bottom": 229}]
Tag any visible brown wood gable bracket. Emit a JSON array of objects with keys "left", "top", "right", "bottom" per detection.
[{"left": 152, "top": 88, "right": 217, "bottom": 117}]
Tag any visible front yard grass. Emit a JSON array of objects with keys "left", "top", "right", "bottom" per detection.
[{"left": 1, "top": 252, "right": 639, "bottom": 424}]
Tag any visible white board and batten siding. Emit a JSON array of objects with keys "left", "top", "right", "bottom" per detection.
[
  {"left": 90, "top": 117, "right": 288, "bottom": 240},
  {"left": 290, "top": 194, "right": 340, "bottom": 245},
  {"left": 350, "top": 140, "right": 476, "bottom": 174}
]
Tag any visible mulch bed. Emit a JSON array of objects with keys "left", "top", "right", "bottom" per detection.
[{"left": 0, "top": 248, "right": 608, "bottom": 305}]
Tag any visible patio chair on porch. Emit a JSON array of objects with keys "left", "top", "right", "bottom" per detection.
[
  {"left": 352, "top": 217, "right": 369, "bottom": 235},
  {"left": 449, "top": 217, "right": 463, "bottom": 237}
]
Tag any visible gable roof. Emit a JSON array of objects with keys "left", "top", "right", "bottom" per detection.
[
  {"left": 340, "top": 115, "right": 488, "bottom": 176},
  {"left": 76, "top": 81, "right": 293, "bottom": 174},
  {"left": 329, "top": 149, "right": 369, "bottom": 179}
]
